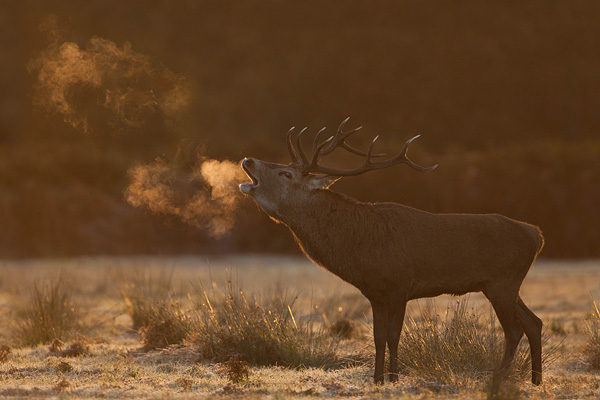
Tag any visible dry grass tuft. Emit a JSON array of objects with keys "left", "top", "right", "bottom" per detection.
[
  {"left": 216, "top": 356, "right": 251, "bottom": 382},
  {"left": 60, "top": 341, "right": 88, "bottom": 358},
  {"left": 485, "top": 376, "right": 523, "bottom": 400},
  {"left": 48, "top": 338, "right": 64, "bottom": 353},
  {"left": 178, "top": 377, "right": 194, "bottom": 392},
  {"left": 584, "top": 299, "right": 600, "bottom": 370},
  {"left": 116, "top": 269, "right": 175, "bottom": 330},
  {"left": 0, "top": 344, "right": 11, "bottom": 363},
  {"left": 549, "top": 319, "right": 568, "bottom": 336},
  {"left": 329, "top": 318, "right": 361, "bottom": 340},
  {"left": 48, "top": 340, "right": 89, "bottom": 358},
  {"left": 56, "top": 361, "right": 73, "bottom": 373},
  {"left": 190, "top": 281, "right": 339, "bottom": 368},
  {"left": 117, "top": 269, "right": 191, "bottom": 350},
  {"left": 53, "top": 377, "right": 70, "bottom": 393},
  {"left": 139, "top": 315, "right": 189, "bottom": 351},
  {"left": 397, "top": 299, "right": 531, "bottom": 385},
  {"left": 14, "top": 277, "right": 82, "bottom": 346}
]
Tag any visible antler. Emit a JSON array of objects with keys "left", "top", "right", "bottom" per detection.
[
  {"left": 288, "top": 117, "right": 384, "bottom": 165},
  {"left": 287, "top": 118, "right": 437, "bottom": 177}
]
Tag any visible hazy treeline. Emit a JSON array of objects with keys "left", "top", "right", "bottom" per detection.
[{"left": 1, "top": 1, "right": 599, "bottom": 258}]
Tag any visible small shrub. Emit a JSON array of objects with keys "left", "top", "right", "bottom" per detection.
[
  {"left": 190, "top": 281, "right": 338, "bottom": 368},
  {"left": 48, "top": 338, "right": 64, "bottom": 353},
  {"left": 60, "top": 341, "right": 87, "bottom": 357},
  {"left": 139, "top": 309, "right": 190, "bottom": 350},
  {"left": 216, "top": 356, "right": 251, "bottom": 382},
  {"left": 14, "top": 278, "right": 82, "bottom": 346},
  {"left": 396, "top": 299, "right": 531, "bottom": 385},
  {"left": 53, "top": 377, "right": 70, "bottom": 393},
  {"left": 585, "top": 299, "right": 600, "bottom": 369},
  {"left": 0, "top": 344, "right": 11, "bottom": 362},
  {"left": 317, "top": 293, "right": 368, "bottom": 340},
  {"left": 116, "top": 269, "right": 191, "bottom": 350}
]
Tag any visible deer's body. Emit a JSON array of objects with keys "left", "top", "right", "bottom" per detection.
[
  {"left": 282, "top": 190, "right": 542, "bottom": 303},
  {"left": 240, "top": 119, "right": 544, "bottom": 385}
]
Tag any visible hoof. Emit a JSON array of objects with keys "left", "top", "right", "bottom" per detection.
[{"left": 532, "top": 371, "right": 542, "bottom": 386}]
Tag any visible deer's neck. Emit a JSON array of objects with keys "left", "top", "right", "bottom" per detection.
[
  {"left": 281, "top": 190, "right": 360, "bottom": 233},
  {"left": 278, "top": 190, "right": 368, "bottom": 282}
]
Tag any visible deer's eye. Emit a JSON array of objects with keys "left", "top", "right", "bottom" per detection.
[{"left": 279, "top": 171, "right": 292, "bottom": 179}]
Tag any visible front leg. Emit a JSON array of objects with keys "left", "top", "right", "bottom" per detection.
[{"left": 371, "top": 301, "right": 388, "bottom": 384}]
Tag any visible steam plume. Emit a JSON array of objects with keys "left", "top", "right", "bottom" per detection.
[
  {"left": 30, "top": 17, "right": 245, "bottom": 238},
  {"left": 28, "top": 25, "right": 190, "bottom": 134},
  {"left": 125, "top": 156, "right": 246, "bottom": 238}
]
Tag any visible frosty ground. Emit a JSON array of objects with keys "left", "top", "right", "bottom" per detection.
[{"left": 0, "top": 256, "right": 599, "bottom": 399}]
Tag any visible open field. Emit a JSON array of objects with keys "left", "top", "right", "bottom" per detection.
[{"left": 0, "top": 255, "right": 599, "bottom": 399}]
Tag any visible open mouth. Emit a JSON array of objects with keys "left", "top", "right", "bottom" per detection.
[{"left": 240, "top": 161, "right": 258, "bottom": 194}]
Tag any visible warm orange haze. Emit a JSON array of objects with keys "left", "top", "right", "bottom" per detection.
[
  {"left": 1, "top": 1, "right": 599, "bottom": 399},
  {"left": 2, "top": 1, "right": 600, "bottom": 258}
]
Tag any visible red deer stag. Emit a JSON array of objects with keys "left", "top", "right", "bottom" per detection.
[{"left": 239, "top": 118, "right": 544, "bottom": 385}]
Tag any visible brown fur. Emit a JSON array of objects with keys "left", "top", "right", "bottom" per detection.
[{"left": 240, "top": 158, "right": 544, "bottom": 385}]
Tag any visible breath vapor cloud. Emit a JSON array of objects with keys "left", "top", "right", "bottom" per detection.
[
  {"left": 125, "top": 156, "right": 246, "bottom": 238},
  {"left": 29, "top": 16, "right": 246, "bottom": 238},
  {"left": 29, "top": 20, "right": 190, "bottom": 134}
]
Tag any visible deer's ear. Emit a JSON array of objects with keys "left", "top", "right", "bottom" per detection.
[{"left": 305, "top": 175, "right": 341, "bottom": 190}]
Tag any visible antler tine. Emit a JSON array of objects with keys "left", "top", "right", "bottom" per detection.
[
  {"left": 366, "top": 135, "right": 380, "bottom": 161},
  {"left": 287, "top": 127, "right": 300, "bottom": 163},
  {"left": 401, "top": 135, "right": 421, "bottom": 155},
  {"left": 312, "top": 127, "right": 327, "bottom": 154},
  {"left": 338, "top": 116, "right": 351, "bottom": 133},
  {"left": 339, "top": 135, "right": 379, "bottom": 172},
  {"left": 340, "top": 125, "right": 363, "bottom": 139},
  {"left": 310, "top": 135, "right": 334, "bottom": 168},
  {"left": 294, "top": 127, "right": 309, "bottom": 164},
  {"left": 396, "top": 135, "right": 439, "bottom": 172},
  {"left": 319, "top": 118, "right": 384, "bottom": 158},
  {"left": 336, "top": 117, "right": 364, "bottom": 142},
  {"left": 321, "top": 117, "right": 358, "bottom": 155}
]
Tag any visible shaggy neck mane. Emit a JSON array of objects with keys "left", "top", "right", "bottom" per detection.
[
  {"left": 279, "top": 189, "right": 371, "bottom": 269},
  {"left": 286, "top": 189, "right": 365, "bottom": 226}
]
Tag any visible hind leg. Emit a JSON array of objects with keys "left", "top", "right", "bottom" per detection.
[
  {"left": 517, "top": 297, "right": 543, "bottom": 385},
  {"left": 484, "top": 286, "right": 524, "bottom": 379},
  {"left": 371, "top": 301, "right": 388, "bottom": 384}
]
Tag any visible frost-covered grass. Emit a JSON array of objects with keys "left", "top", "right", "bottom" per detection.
[
  {"left": 0, "top": 256, "right": 598, "bottom": 399},
  {"left": 585, "top": 299, "right": 600, "bottom": 370}
]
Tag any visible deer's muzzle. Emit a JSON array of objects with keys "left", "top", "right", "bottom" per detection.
[{"left": 240, "top": 158, "right": 258, "bottom": 194}]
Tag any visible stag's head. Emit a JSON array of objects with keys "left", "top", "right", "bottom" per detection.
[{"left": 240, "top": 118, "right": 437, "bottom": 219}]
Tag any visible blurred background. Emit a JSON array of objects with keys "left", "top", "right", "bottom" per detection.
[{"left": 1, "top": 0, "right": 599, "bottom": 258}]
